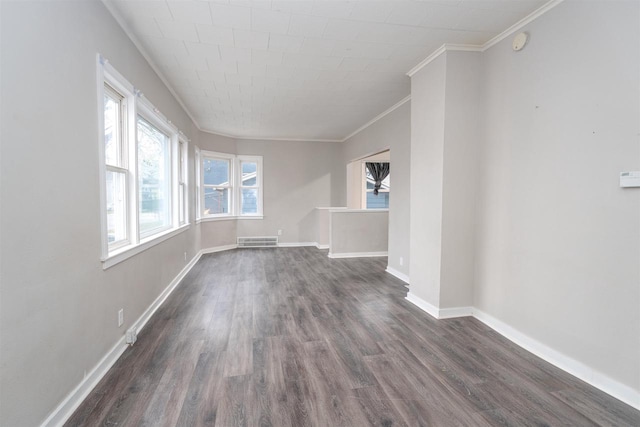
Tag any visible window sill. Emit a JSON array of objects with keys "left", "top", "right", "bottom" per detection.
[
  {"left": 102, "top": 223, "right": 190, "bottom": 270},
  {"left": 197, "top": 215, "right": 263, "bottom": 223}
]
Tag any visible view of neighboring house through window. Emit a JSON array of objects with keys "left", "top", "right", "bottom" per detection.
[
  {"left": 203, "top": 156, "right": 232, "bottom": 215},
  {"left": 365, "top": 167, "right": 390, "bottom": 209},
  {"left": 197, "top": 150, "right": 263, "bottom": 219}
]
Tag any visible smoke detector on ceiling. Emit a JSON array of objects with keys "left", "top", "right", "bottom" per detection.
[{"left": 512, "top": 32, "right": 528, "bottom": 51}]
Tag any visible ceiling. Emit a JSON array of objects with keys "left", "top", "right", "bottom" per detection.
[{"left": 105, "top": 0, "right": 547, "bottom": 141}]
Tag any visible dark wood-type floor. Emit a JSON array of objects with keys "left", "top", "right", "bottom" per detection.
[{"left": 67, "top": 248, "right": 640, "bottom": 426}]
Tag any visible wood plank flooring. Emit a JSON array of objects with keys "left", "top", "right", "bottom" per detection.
[{"left": 66, "top": 248, "right": 640, "bottom": 426}]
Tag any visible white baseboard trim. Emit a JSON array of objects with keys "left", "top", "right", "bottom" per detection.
[
  {"left": 315, "top": 243, "right": 329, "bottom": 250},
  {"left": 278, "top": 242, "right": 317, "bottom": 247},
  {"left": 40, "top": 337, "right": 128, "bottom": 427},
  {"left": 385, "top": 266, "right": 409, "bottom": 284},
  {"left": 405, "top": 292, "right": 472, "bottom": 320},
  {"left": 439, "top": 306, "right": 474, "bottom": 319},
  {"left": 472, "top": 308, "right": 640, "bottom": 411},
  {"left": 405, "top": 297, "right": 640, "bottom": 409},
  {"left": 201, "top": 244, "right": 238, "bottom": 254},
  {"left": 328, "top": 251, "right": 388, "bottom": 259},
  {"left": 405, "top": 292, "right": 440, "bottom": 319},
  {"left": 40, "top": 251, "right": 204, "bottom": 427},
  {"left": 132, "top": 251, "right": 203, "bottom": 334}
]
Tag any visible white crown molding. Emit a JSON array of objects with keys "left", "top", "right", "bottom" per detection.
[
  {"left": 235, "top": 135, "right": 343, "bottom": 143},
  {"left": 406, "top": 44, "right": 448, "bottom": 77},
  {"left": 406, "top": 0, "right": 564, "bottom": 77},
  {"left": 104, "top": 0, "right": 563, "bottom": 143},
  {"left": 198, "top": 126, "right": 344, "bottom": 143},
  {"left": 481, "top": 0, "right": 565, "bottom": 51},
  {"left": 341, "top": 95, "right": 412, "bottom": 142},
  {"left": 101, "top": 0, "right": 201, "bottom": 138}
]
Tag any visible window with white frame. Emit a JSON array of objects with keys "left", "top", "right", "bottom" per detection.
[
  {"left": 363, "top": 163, "right": 390, "bottom": 209},
  {"left": 197, "top": 150, "right": 263, "bottom": 220},
  {"left": 177, "top": 138, "right": 188, "bottom": 226},
  {"left": 98, "top": 55, "right": 189, "bottom": 268},
  {"left": 103, "top": 83, "right": 130, "bottom": 249}
]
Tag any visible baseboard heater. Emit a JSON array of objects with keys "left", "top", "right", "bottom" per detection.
[{"left": 237, "top": 236, "right": 279, "bottom": 248}]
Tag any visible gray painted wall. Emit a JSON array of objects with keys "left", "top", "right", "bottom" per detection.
[
  {"left": 329, "top": 210, "right": 389, "bottom": 256},
  {"left": 410, "top": 55, "right": 446, "bottom": 305},
  {"left": 236, "top": 139, "right": 341, "bottom": 244},
  {"left": 474, "top": 0, "right": 639, "bottom": 393},
  {"left": 340, "top": 102, "right": 411, "bottom": 277},
  {"left": 409, "top": 0, "right": 639, "bottom": 397},
  {"left": 410, "top": 51, "right": 481, "bottom": 309},
  {"left": 0, "top": 1, "right": 200, "bottom": 426},
  {"left": 440, "top": 51, "right": 480, "bottom": 309}
]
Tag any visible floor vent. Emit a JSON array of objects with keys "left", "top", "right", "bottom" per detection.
[{"left": 237, "top": 236, "right": 279, "bottom": 248}]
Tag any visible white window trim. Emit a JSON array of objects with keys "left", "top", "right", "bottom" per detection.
[
  {"left": 177, "top": 136, "right": 189, "bottom": 226},
  {"left": 201, "top": 151, "right": 235, "bottom": 219},
  {"left": 197, "top": 149, "right": 264, "bottom": 221},
  {"left": 238, "top": 155, "right": 263, "bottom": 218},
  {"left": 97, "top": 54, "right": 190, "bottom": 269},
  {"left": 195, "top": 146, "right": 201, "bottom": 222}
]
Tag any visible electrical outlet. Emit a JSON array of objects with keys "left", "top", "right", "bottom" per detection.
[
  {"left": 184, "top": 251, "right": 187, "bottom": 261},
  {"left": 277, "top": 229, "right": 282, "bottom": 236},
  {"left": 399, "top": 257, "right": 404, "bottom": 266},
  {"left": 125, "top": 327, "right": 137, "bottom": 345},
  {"left": 118, "top": 309, "right": 124, "bottom": 327}
]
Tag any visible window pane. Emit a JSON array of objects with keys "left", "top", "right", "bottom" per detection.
[
  {"left": 241, "top": 188, "right": 258, "bottom": 214},
  {"left": 243, "top": 176, "right": 257, "bottom": 186},
  {"left": 203, "top": 158, "right": 229, "bottom": 185},
  {"left": 241, "top": 162, "right": 257, "bottom": 187},
  {"left": 106, "top": 170, "right": 127, "bottom": 244},
  {"left": 104, "top": 92, "right": 120, "bottom": 166},
  {"left": 138, "top": 117, "right": 171, "bottom": 235},
  {"left": 366, "top": 191, "right": 389, "bottom": 209},
  {"left": 204, "top": 187, "right": 229, "bottom": 215}
]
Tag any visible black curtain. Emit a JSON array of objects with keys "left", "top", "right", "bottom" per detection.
[{"left": 366, "top": 162, "right": 390, "bottom": 195}]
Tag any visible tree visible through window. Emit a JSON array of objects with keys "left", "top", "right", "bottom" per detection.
[{"left": 137, "top": 116, "right": 171, "bottom": 237}]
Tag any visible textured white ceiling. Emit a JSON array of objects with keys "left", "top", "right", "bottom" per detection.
[{"left": 105, "top": 0, "right": 546, "bottom": 141}]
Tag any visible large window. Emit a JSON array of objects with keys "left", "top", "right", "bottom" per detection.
[
  {"left": 98, "top": 55, "right": 189, "bottom": 268},
  {"left": 197, "top": 150, "right": 263, "bottom": 220}
]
